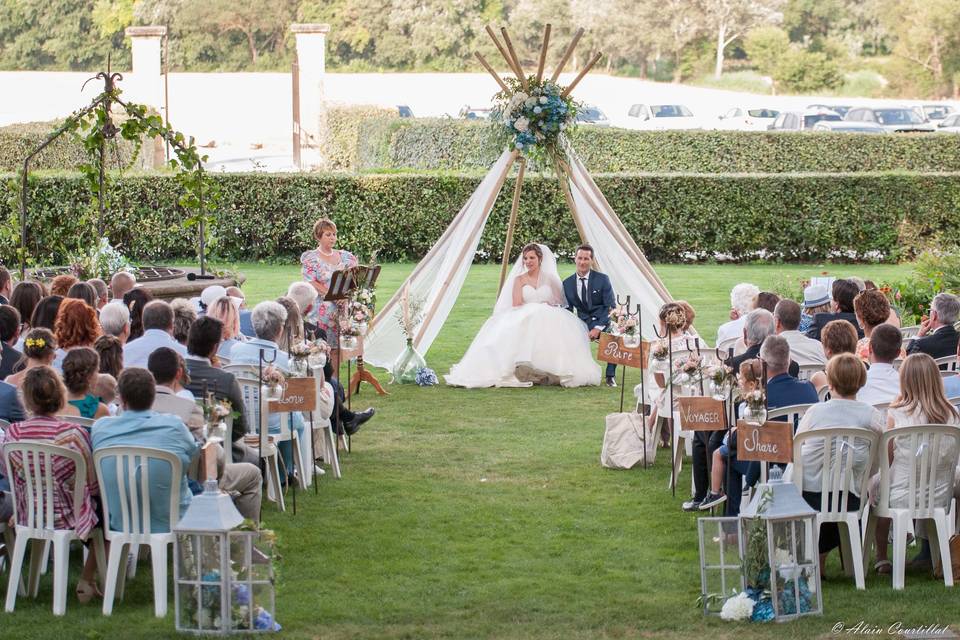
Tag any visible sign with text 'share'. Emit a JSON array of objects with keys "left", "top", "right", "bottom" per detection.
[{"left": 735, "top": 420, "right": 793, "bottom": 464}]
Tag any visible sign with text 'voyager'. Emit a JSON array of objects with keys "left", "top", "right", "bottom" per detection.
[{"left": 678, "top": 397, "right": 727, "bottom": 431}]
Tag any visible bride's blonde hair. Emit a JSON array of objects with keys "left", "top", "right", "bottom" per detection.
[{"left": 521, "top": 243, "right": 543, "bottom": 262}]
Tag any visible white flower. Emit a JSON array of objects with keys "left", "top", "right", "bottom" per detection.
[
  {"left": 540, "top": 96, "right": 548, "bottom": 104},
  {"left": 720, "top": 592, "right": 755, "bottom": 621},
  {"left": 514, "top": 117, "right": 529, "bottom": 132},
  {"left": 525, "top": 97, "right": 537, "bottom": 108},
  {"left": 773, "top": 548, "right": 793, "bottom": 567}
]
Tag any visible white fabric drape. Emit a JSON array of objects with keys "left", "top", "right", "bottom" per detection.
[{"left": 364, "top": 150, "right": 517, "bottom": 368}]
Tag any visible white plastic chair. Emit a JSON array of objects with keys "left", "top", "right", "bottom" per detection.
[
  {"left": 57, "top": 415, "right": 95, "bottom": 429},
  {"left": 817, "top": 385, "right": 831, "bottom": 403},
  {"left": 861, "top": 424, "right": 960, "bottom": 590},
  {"left": 792, "top": 427, "right": 878, "bottom": 590},
  {"left": 0, "top": 418, "right": 10, "bottom": 430},
  {"left": 899, "top": 325, "right": 921, "bottom": 339},
  {"left": 767, "top": 403, "right": 814, "bottom": 430},
  {"left": 93, "top": 446, "right": 182, "bottom": 617},
  {"left": 948, "top": 396, "right": 960, "bottom": 408},
  {"left": 3, "top": 442, "right": 105, "bottom": 615},
  {"left": 306, "top": 374, "right": 340, "bottom": 480},
  {"left": 797, "top": 364, "right": 824, "bottom": 382},
  {"left": 233, "top": 374, "right": 285, "bottom": 510}
]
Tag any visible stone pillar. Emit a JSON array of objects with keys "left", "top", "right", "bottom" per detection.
[
  {"left": 124, "top": 26, "right": 167, "bottom": 111},
  {"left": 290, "top": 23, "right": 329, "bottom": 162}
]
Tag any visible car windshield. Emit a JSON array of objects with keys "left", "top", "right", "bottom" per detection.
[
  {"left": 875, "top": 109, "right": 924, "bottom": 125},
  {"left": 651, "top": 105, "right": 693, "bottom": 117},
  {"left": 577, "top": 108, "right": 606, "bottom": 121},
  {"left": 803, "top": 113, "right": 842, "bottom": 128},
  {"left": 747, "top": 109, "right": 778, "bottom": 118},
  {"left": 924, "top": 106, "right": 952, "bottom": 119}
]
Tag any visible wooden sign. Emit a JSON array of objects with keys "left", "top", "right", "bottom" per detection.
[
  {"left": 736, "top": 420, "right": 793, "bottom": 464},
  {"left": 678, "top": 397, "right": 727, "bottom": 431},
  {"left": 597, "top": 333, "right": 649, "bottom": 369},
  {"left": 268, "top": 377, "right": 316, "bottom": 413}
]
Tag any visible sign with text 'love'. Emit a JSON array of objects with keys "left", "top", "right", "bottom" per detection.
[
  {"left": 268, "top": 377, "right": 316, "bottom": 413},
  {"left": 597, "top": 333, "right": 649, "bottom": 369},
  {"left": 678, "top": 397, "right": 727, "bottom": 431},
  {"left": 735, "top": 420, "right": 793, "bottom": 464}
]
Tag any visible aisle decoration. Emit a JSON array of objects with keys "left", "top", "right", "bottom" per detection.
[
  {"left": 391, "top": 285, "right": 428, "bottom": 384},
  {"left": 609, "top": 304, "right": 640, "bottom": 347},
  {"left": 260, "top": 366, "right": 286, "bottom": 401}
]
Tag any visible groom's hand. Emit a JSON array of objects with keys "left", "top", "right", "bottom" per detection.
[{"left": 588, "top": 327, "right": 601, "bottom": 340}]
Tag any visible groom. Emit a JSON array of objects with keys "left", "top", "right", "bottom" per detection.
[{"left": 563, "top": 244, "right": 618, "bottom": 387}]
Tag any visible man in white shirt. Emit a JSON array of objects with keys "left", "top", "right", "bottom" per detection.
[
  {"left": 715, "top": 283, "right": 759, "bottom": 350},
  {"left": 109, "top": 271, "right": 136, "bottom": 303},
  {"left": 122, "top": 300, "right": 187, "bottom": 368},
  {"left": 856, "top": 324, "right": 902, "bottom": 406},
  {"left": 774, "top": 299, "right": 826, "bottom": 367}
]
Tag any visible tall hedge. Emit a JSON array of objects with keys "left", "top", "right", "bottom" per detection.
[
  {"left": 319, "top": 105, "right": 397, "bottom": 171},
  {"left": 345, "top": 117, "right": 960, "bottom": 174},
  {"left": 0, "top": 121, "right": 142, "bottom": 172},
  {"left": 2, "top": 171, "right": 959, "bottom": 266}
]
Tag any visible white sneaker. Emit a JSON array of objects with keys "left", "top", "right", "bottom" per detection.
[{"left": 314, "top": 465, "right": 326, "bottom": 476}]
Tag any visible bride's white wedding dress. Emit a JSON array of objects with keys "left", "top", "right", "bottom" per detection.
[{"left": 445, "top": 246, "right": 601, "bottom": 388}]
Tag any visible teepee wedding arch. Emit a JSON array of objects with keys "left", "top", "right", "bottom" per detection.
[{"left": 364, "top": 25, "right": 674, "bottom": 369}]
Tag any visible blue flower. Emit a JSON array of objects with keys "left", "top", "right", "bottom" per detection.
[{"left": 415, "top": 367, "right": 438, "bottom": 386}]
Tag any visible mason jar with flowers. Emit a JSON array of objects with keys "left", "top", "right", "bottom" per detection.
[
  {"left": 260, "top": 366, "right": 286, "bottom": 402},
  {"left": 287, "top": 342, "right": 312, "bottom": 377},
  {"left": 741, "top": 388, "right": 767, "bottom": 425}
]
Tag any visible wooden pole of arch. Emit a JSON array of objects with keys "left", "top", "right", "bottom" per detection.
[
  {"left": 500, "top": 28, "right": 528, "bottom": 91},
  {"left": 550, "top": 28, "right": 584, "bottom": 83},
  {"left": 497, "top": 157, "right": 527, "bottom": 294},
  {"left": 535, "top": 24, "right": 551, "bottom": 83},
  {"left": 553, "top": 153, "right": 599, "bottom": 271},
  {"left": 485, "top": 26, "right": 524, "bottom": 86},
  {"left": 474, "top": 52, "right": 510, "bottom": 94}
]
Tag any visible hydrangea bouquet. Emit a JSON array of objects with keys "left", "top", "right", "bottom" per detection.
[{"left": 492, "top": 77, "right": 580, "bottom": 164}]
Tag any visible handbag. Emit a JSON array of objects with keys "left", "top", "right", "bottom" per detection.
[{"left": 601, "top": 412, "right": 658, "bottom": 469}]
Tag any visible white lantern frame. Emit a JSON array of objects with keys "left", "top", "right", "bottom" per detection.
[{"left": 697, "top": 516, "right": 745, "bottom": 615}]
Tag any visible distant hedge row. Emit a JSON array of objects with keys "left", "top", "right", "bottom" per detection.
[
  {"left": 2, "top": 171, "right": 959, "bottom": 266},
  {"left": 322, "top": 113, "right": 960, "bottom": 173},
  {"left": 0, "top": 121, "right": 143, "bottom": 172}
]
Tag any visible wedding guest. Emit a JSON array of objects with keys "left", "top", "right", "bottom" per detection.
[
  {"left": 94, "top": 335, "right": 124, "bottom": 379},
  {"left": 806, "top": 279, "right": 864, "bottom": 341},
  {"left": 30, "top": 295, "right": 63, "bottom": 332},
  {"left": 0, "top": 378, "right": 25, "bottom": 423},
  {"left": 53, "top": 298, "right": 102, "bottom": 369},
  {"left": 122, "top": 288, "right": 154, "bottom": 341},
  {"left": 809, "top": 320, "right": 859, "bottom": 394},
  {"left": 170, "top": 298, "right": 197, "bottom": 346},
  {"left": 300, "top": 217, "right": 358, "bottom": 345},
  {"left": 207, "top": 296, "right": 246, "bottom": 359},
  {"left": 0, "top": 266, "right": 10, "bottom": 305},
  {"left": 774, "top": 299, "right": 826, "bottom": 367},
  {"left": 856, "top": 324, "right": 902, "bottom": 407},
  {"left": 109, "top": 271, "right": 136, "bottom": 303},
  {"left": 87, "top": 278, "right": 109, "bottom": 309},
  {"left": 716, "top": 283, "right": 759, "bottom": 348},
  {"left": 800, "top": 284, "right": 832, "bottom": 334},
  {"left": 907, "top": 292, "right": 960, "bottom": 359},
  {"left": 725, "top": 309, "right": 800, "bottom": 377},
  {"left": 871, "top": 354, "right": 960, "bottom": 575},
  {"left": 943, "top": 339, "right": 960, "bottom": 399},
  {"left": 67, "top": 281, "right": 99, "bottom": 309},
  {"left": 49, "top": 274, "right": 78, "bottom": 297},
  {"left": 0, "top": 305, "right": 21, "bottom": 380},
  {"left": 796, "top": 353, "right": 882, "bottom": 574},
  {"left": 0, "top": 366, "right": 102, "bottom": 601},
  {"left": 98, "top": 301, "right": 131, "bottom": 344},
  {"left": 648, "top": 302, "right": 690, "bottom": 450},
  {"left": 122, "top": 300, "right": 186, "bottom": 368},
  {"left": 287, "top": 281, "right": 321, "bottom": 340},
  {"left": 756, "top": 291, "right": 780, "bottom": 313},
  {"left": 854, "top": 289, "right": 900, "bottom": 361},
  {"left": 225, "top": 286, "right": 254, "bottom": 338},
  {"left": 3, "top": 328, "right": 57, "bottom": 390},
  {"left": 10, "top": 281, "right": 43, "bottom": 350},
  {"left": 676, "top": 300, "right": 697, "bottom": 333},
  {"left": 62, "top": 347, "right": 110, "bottom": 420}
]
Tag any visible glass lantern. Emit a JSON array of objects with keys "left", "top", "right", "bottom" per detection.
[
  {"left": 174, "top": 480, "right": 280, "bottom": 635},
  {"left": 739, "top": 467, "right": 822, "bottom": 622},
  {"left": 697, "top": 516, "right": 745, "bottom": 615}
]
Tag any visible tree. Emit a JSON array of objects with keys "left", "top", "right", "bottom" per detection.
[
  {"left": 653, "top": 0, "right": 704, "bottom": 82},
  {"left": 704, "top": 0, "right": 783, "bottom": 78},
  {"left": 178, "top": 0, "right": 296, "bottom": 66},
  {"left": 744, "top": 25, "right": 789, "bottom": 76},
  {"left": 773, "top": 47, "right": 842, "bottom": 92},
  {"left": 879, "top": 0, "right": 960, "bottom": 97}
]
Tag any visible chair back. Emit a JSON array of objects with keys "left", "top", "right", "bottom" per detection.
[
  {"left": 948, "top": 396, "right": 960, "bottom": 408},
  {"left": 875, "top": 424, "right": 960, "bottom": 518},
  {"left": 231, "top": 374, "right": 273, "bottom": 449},
  {"left": 222, "top": 363, "right": 259, "bottom": 378},
  {"left": 715, "top": 337, "right": 738, "bottom": 355},
  {"left": 57, "top": 415, "right": 95, "bottom": 428},
  {"left": 0, "top": 418, "right": 9, "bottom": 431},
  {"left": 797, "top": 364, "right": 824, "bottom": 382},
  {"left": 2, "top": 442, "right": 85, "bottom": 532},
  {"left": 767, "top": 403, "right": 814, "bottom": 431},
  {"left": 899, "top": 325, "right": 920, "bottom": 339},
  {"left": 935, "top": 355, "right": 960, "bottom": 376},
  {"left": 792, "top": 427, "right": 878, "bottom": 518},
  {"left": 817, "top": 385, "right": 831, "bottom": 402},
  {"left": 892, "top": 358, "right": 904, "bottom": 371},
  {"left": 92, "top": 446, "right": 182, "bottom": 538}
]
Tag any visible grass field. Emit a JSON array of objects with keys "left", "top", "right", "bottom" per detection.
[{"left": 9, "top": 260, "right": 959, "bottom": 640}]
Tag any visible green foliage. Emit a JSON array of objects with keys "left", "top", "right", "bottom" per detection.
[
  {"left": 0, "top": 120, "right": 139, "bottom": 172},
  {"left": 3, "top": 170, "right": 960, "bottom": 266},
  {"left": 744, "top": 26, "right": 790, "bottom": 76},
  {"left": 320, "top": 104, "right": 397, "bottom": 171},
  {"left": 774, "top": 48, "right": 844, "bottom": 93},
  {"left": 880, "top": 250, "right": 960, "bottom": 325}
]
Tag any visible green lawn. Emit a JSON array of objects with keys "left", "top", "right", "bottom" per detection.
[{"left": 11, "top": 260, "right": 959, "bottom": 640}]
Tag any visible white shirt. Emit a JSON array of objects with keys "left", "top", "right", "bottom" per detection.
[
  {"left": 796, "top": 399, "right": 883, "bottom": 493},
  {"left": 122, "top": 328, "right": 188, "bottom": 369},
  {"left": 856, "top": 363, "right": 900, "bottom": 407},
  {"left": 780, "top": 330, "right": 827, "bottom": 367},
  {"left": 716, "top": 316, "right": 745, "bottom": 348}
]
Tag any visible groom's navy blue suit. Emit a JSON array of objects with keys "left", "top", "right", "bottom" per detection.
[{"left": 563, "top": 270, "right": 618, "bottom": 380}]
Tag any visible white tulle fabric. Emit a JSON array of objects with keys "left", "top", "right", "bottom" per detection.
[{"left": 445, "top": 245, "right": 601, "bottom": 388}]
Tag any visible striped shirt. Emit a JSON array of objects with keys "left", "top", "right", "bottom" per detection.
[{"left": 0, "top": 416, "right": 100, "bottom": 539}]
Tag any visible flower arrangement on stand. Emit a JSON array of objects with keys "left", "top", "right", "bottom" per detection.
[
  {"left": 288, "top": 342, "right": 313, "bottom": 377},
  {"left": 260, "top": 366, "right": 286, "bottom": 401},
  {"left": 308, "top": 339, "right": 331, "bottom": 370},
  {"left": 391, "top": 285, "right": 429, "bottom": 384},
  {"left": 492, "top": 77, "right": 580, "bottom": 165},
  {"left": 609, "top": 305, "right": 640, "bottom": 347},
  {"left": 203, "top": 398, "right": 233, "bottom": 444},
  {"left": 650, "top": 340, "right": 669, "bottom": 363},
  {"left": 740, "top": 388, "right": 767, "bottom": 425},
  {"left": 705, "top": 364, "right": 735, "bottom": 400},
  {"left": 671, "top": 353, "right": 704, "bottom": 394}
]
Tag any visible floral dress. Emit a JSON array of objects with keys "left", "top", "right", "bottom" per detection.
[{"left": 300, "top": 248, "right": 358, "bottom": 344}]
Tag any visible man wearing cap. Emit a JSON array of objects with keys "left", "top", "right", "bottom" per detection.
[{"left": 805, "top": 279, "right": 864, "bottom": 341}]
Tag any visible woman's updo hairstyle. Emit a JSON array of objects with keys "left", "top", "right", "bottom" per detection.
[
  {"left": 22, "top": 327, "right": 56, "bottom": 360},
  {"left": 521, "top": 243, "right": 543, "bottom": 262},
  {"left": 313, "top": 218, "right": 337, "bottom": 243},
  {"left": 658, "top": 302, "right": 687, "bottom": 333}
]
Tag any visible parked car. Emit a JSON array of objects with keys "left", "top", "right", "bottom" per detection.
[
  {"left": 844, "top": 106, "right": 936, "bottom": 133},
  {"left": 716, "top": 106, "right": 779, "bottom": 131},
  {"left": 920, "top": 104, "right": 955, "bottom": 121},
  {"left": 458, "top": 105, "right": 492, "bottom": 120},
  {"left": 811, "top": 121, "right": 886, "bottom": 134},
  {"left": 768, "top": 108, "right": 842, "bottom": 131},
  {"left": 576, "top": 105, "right": 610, "bottom": 126},
  {"left": 397, "top": 105, "right": 414, "bottom": 118},
  {"left": 626, "top": 103, "right": 698, "bottom": 129},
  {"left": 935, "top": 113, "right": 960, "bottom": 133},
  {"left": 807, "top": 104, "right": 853, "bottom": 118}
]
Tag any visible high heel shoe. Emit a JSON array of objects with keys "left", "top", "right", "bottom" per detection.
[{"left": 76, "top": 578, "right": 102, "bottom": 603}]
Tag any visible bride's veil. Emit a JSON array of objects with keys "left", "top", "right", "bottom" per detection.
[{"left": 493, "top": 244, "right": 565, "bottom": 314}]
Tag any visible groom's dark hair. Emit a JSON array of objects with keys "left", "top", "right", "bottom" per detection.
[{"left": 575, "top": 244, "right": 594, "bottom": 258}]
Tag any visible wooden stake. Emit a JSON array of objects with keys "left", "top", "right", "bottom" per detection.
[
  {"left": 500, "top": 28, "right": 529, "bottom": 90},
  {"left": 561, "top": 51, "right": 603, "bottom": 98},
  {"left": 474, "top": 52, "right": 511, "bottom": 94},
  {"left": 485, "top": 25, "right": 523, "bottom": 84},
  {"left": 498, "top": 158, "right": 527, "bottom": 295},
  {"left": 535, "top": 24, "right": 552, "bottom": 83},
  {"left": 550, "top": 28, "right": 584, "bottom": 83}
]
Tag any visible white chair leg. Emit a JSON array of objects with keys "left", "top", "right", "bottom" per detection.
[
  {"left": 932, "top": 511, "right": 954, "bottom": 587},
  {"left": 4, "top": 532, "right": 28, "bottom": 612},
  {"left": 102, "top": 541, "right": 127, "bottom": 615},
  {"left": 861, "top": 510, "right": 877, "bottom": 570},
  {"left": 264, "top": 454, "right": 285, "bottom": 512},
  {"left": 51, "top": 534, "right": 71, "bottom": 616},
  {"left": 891, "top": 513, "right": 909, "bottom": 590},
  {"left": 92, "top": 530, "right": 107, "bottom": 586},
  {"left": 325, "top": 427, "right": 341, "bottom": 479},
  {"left": 293, "top": 433, "right": 308, "bottom": 490},
  {"left": 844, "top": 519, "right": 865, "bottom": 590},
  {"left": 27, "top": 539, "right": 45, "bottom": 597},
  {"left": 149, "top": 541, "right": 168, "bottom": 618},
  {"left": 39, "top": 539, "right": 50, "bottom": 575},
  {"left": 838, "top": 522, "right": 854, "bottom": 577}
]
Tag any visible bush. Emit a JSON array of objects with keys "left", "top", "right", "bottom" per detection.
[
  {"left": 2, "top": 171, "right": 960, "bottom": 267},
  {"left": 774, "top": 49, "right": 843, "bottom": 93},
  {"left": 319, "top": 105, "right": 397, "bottom": 170},
  {"left": 0, "top": 121, "right": 141, "bottom": 172}
]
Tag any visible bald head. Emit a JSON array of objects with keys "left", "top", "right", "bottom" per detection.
[{"left": 110, "top": 271, "right": 136, "bottom": 300}]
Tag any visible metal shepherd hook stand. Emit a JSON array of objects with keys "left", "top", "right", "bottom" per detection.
[
  {"left": 258, "top": 347, "right": 277, "bottom": 522},
  {"left": 615, "top": 294, "right": 639, "bottom": 413},
  {"left": 653, "top": 322, "right": 676, "bottom": 497},
  {"left": 716, "top": 346, "right": 736, "bottom": 516}
]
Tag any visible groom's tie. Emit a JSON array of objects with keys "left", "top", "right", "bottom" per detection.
[{"left": 579, "top": 276, "right": 589, "bottom": 306}]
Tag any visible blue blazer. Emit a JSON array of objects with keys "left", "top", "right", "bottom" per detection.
[
  {"left": 563, "top": 270, "right": 615, "bottom": 330},
  {"left": 0, "top": 381, "right": 26, "bottom": 423}
]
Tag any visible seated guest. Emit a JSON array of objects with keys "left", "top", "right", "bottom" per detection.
[
  {"left": 0, "top": 379, "right": 25, "bottom": 423},
  {"left": 943, "top": 339, "right": 960, "bottom": 399},
  {"left": 0, "top": 305, "right": 21, "bottom": 379},
  {"left": 49, "top": 274, "right": 78, "bottom": 297},
  {"left": 148, "top": 347, "right": 262, "bottom": 520},
  {"left": 225, "top": 286, "right": 255, "bottom": 338},
  {"left": 67, "top": 281, "right": 99, "bottom": 309},
  {"left": 806, "top": 279, "right": 864, "bottom": 341},
  {"left": 774, "top": 299, "right": 826, "bottom": 367},
  {"left": 907, "top": 292, "right": 960, "bottom": 359},
  {"left": 122, "top": 288, "right": 153, "bottom": 341},
  {"left": 94, "top": 334, "right": 124, "bottom": 379},
  {"left": 756, "top": 291, "right": 780, "bottom": 313},
  {"left": 871, "top": 353, "right": 960, "bottom": 575},
  {"left": 10, "top": 281, "right": 43, "bottom": 351},
  {"left": 4, "top": 328, "right": 57, "bottom": 390},
  {"left": 122, "top": 300, "right": 187, "bottom": 368},
  {"left": 170, "top": 298, "right": 197, "bottom": 346},
  {"left": 287, "top": 282, "right": 318, "bottom": 339},
  {"left": 53, "top": 298, "right": 102, "bottom": 368},
  {"left": 30, "top": 295, "right": 63, "bottom": 332},
  {"left": 725, "top": 309, "right": 800, "bottom": 378},
  {"left": 276, "top": 295, "right": 304, "bottom": 345},
  {"left": 854, "top": 289, "right": 900, "bottom": 361},
  {"left": 0, "top": 366, "right": 102, "bottom": 600},
  {"left": 92, "top": 368, "right": 197, "bottom": 533},
  {"left": 0, "top": 266, "right": 10, "bottom": 305},
  {"left": 716, "top": 283, "right": 759, "bottom": 348},
  {"left": 809, "top": 320, "right": 859, "bottom": 394},
  {"left": 796, "top": 353, "right": 882, "bottom": 574},
  {"left": 87, "top": 278, "right": 109, "bottom": 309},
  {"left": 857, "top": 324, "right": 902, "bottom": 406},
  {"left": 98, "top": 301, "right": 131, "bottom": 344},
  {"left": 109, "top": 271, "right": 136, "bottom": 304},
  {"left": 62, "top": 347, "right": 110, "bottom": 420},
  {"left": 207, "top": 296, "right": 246, "bottom": 359},
  {"left": 183, "top": 317, "right": 255, "bottom": 464}
]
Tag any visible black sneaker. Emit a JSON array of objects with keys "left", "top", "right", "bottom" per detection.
[
  {"left": 699, "top": 492, "right": 727, "bottom": 510},
  {"left": 682, "top": 497, "right": 703, "bottom": 512}
]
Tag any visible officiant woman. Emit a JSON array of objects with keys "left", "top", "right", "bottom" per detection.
[{"left": 300, "top": 217, "right": 358, "bottom": 346}]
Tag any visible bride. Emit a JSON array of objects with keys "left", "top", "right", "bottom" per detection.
[{"left": 445, "top": 243, "right": 601, "bottom": 388}]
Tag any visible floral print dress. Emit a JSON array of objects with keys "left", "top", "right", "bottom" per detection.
[{"left": 301, "top": 248, "right": 358, "bottom": 344}]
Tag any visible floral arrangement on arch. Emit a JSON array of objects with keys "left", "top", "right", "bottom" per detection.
[{"left": 492, "top": 77, "right": 580, "bottom": 163}]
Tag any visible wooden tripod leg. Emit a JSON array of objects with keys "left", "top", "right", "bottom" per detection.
[{"left": 348, "top": 357, "right": 389, "bottom": 397}]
